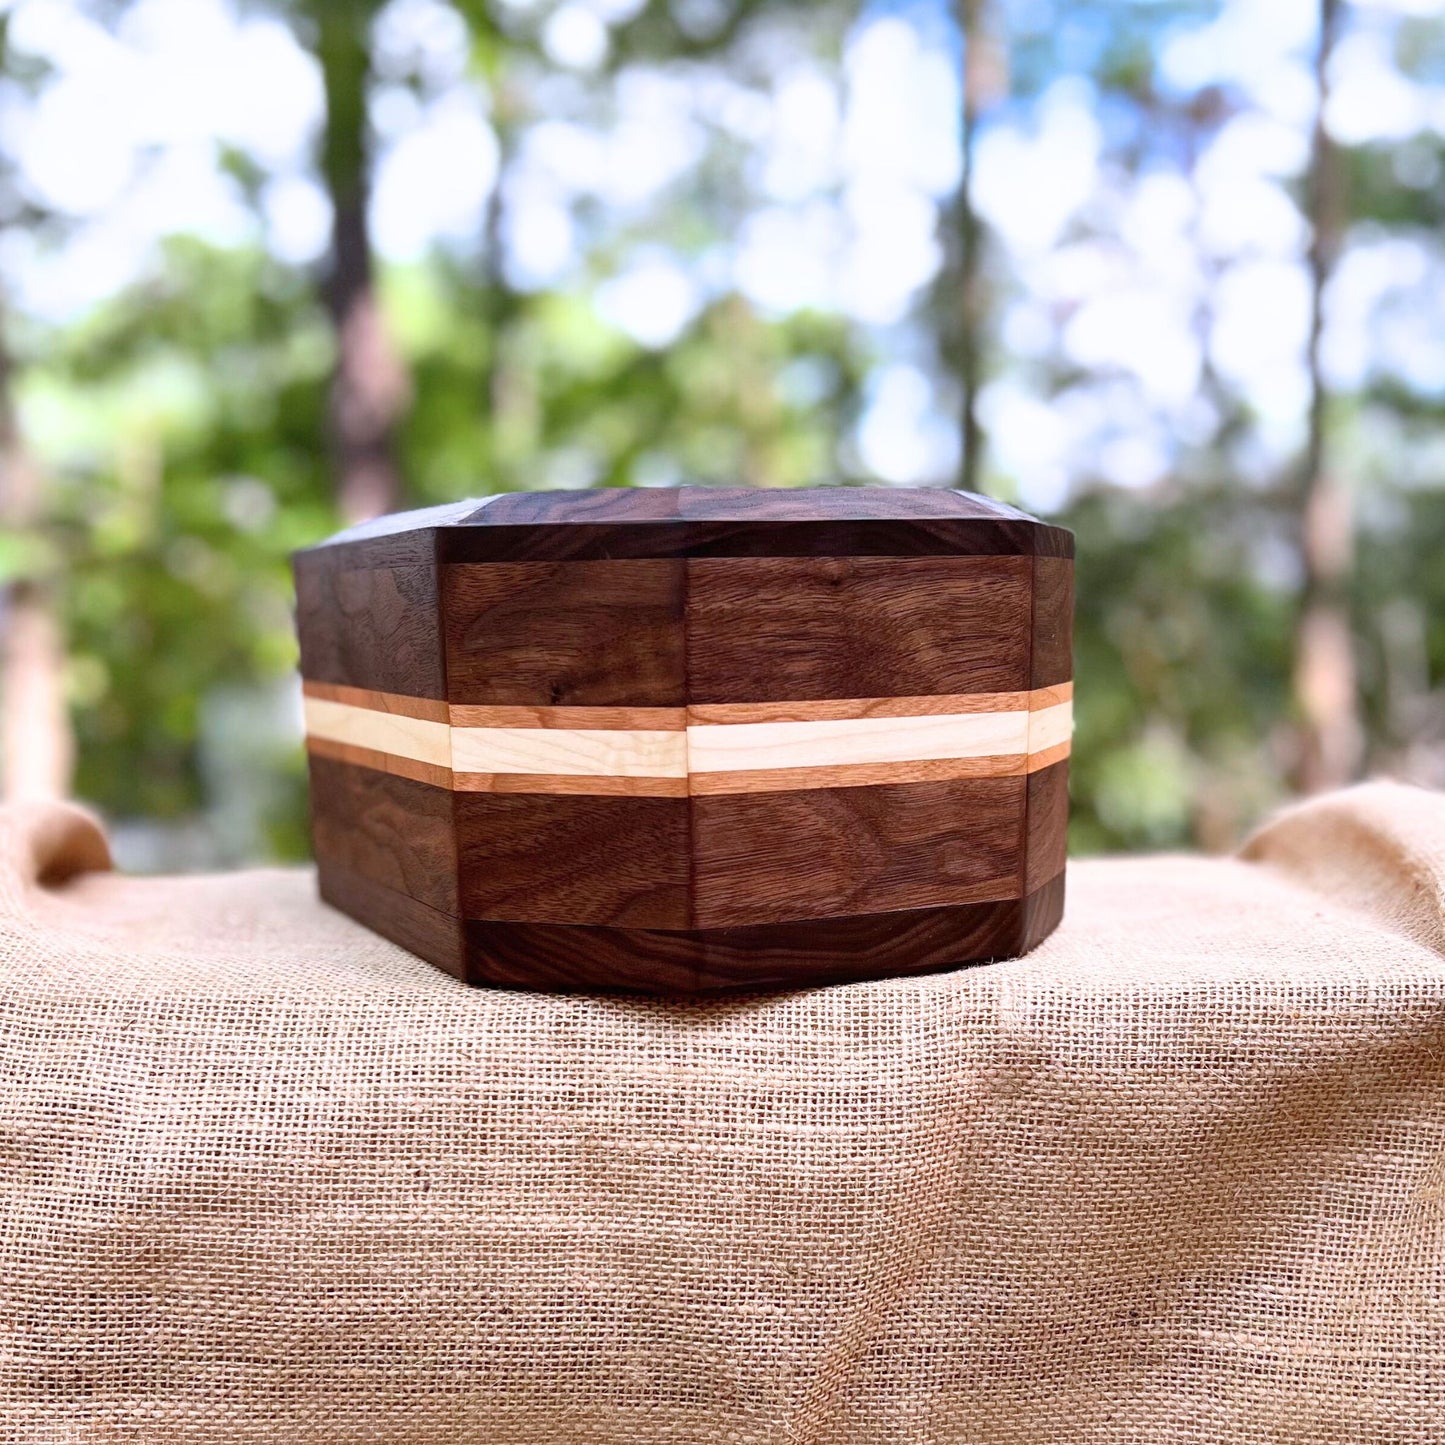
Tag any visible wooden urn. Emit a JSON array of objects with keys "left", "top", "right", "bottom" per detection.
[{"left": 294, "top": 487, "right": 1073, "bottom": 993}]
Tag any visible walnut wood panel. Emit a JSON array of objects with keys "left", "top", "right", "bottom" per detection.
[
  {"left": 454, "top": 791, "right": 689, "bottom": 929},
  {"left": 441, "top": 560, "right": 685, "bottom": 707},
  {"left": 1019, "top": 870, "right": 1066, "bottom": 953},
  {"left": 296, "top": 516, "right": 443, "bottom": 573},
  {"left": 437, "top": 517, "right": 1073, "bottom": 564},
  {"left": 684, "top": 555, "right": 1033, "bottom": 704},
  {"left": 1031, "top": 557, "right": 1074, "bottom": 691},
  {"left": 1024, "top": 760, "right": 1069, "bottom": 896},
  {"left": 294, "top": 559, "right": 447, "bottom": 700},
  {"left": 307, "top": 755, "right": 459, "bottom": 916},
  {"left": 461, "top": 877, "right": 1063, "bottom": 993},
  {"left": 433, "top": 485, "right": 1073, "bottom": 560},
  {"left": 318, "top": 859, "right": 467, "bottom": 981},
  {"left": 473, "top": 486, "right": 1030, "bottom": 525},
  {"left": 690, "top": 774, "right": 1026, "bottom": 929}
]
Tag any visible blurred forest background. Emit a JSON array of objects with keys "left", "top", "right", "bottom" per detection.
[{"left": 1, "top": 0, "right": 1443, "bottom": 868}]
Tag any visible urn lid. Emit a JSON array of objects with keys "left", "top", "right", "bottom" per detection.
[{"left": 303, "top": 485, "right": 1072, "bottom": 564}]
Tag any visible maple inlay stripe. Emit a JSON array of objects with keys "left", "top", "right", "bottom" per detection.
[{"left": 301, "top": 682, "right": 1072, "bottom": 795}]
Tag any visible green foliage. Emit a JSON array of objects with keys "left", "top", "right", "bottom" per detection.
[{"left": 5, "top": 0, "right": 1444, "bottom": 869}]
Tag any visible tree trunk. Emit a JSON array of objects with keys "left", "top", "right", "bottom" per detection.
[
  {"left": 1291, "top": 0, "right": 1361, "bottom": 793},
  {"left": 0, "top": 319, "right": 72, "bottom": 801},
  {"left": 316, "top": 7, "right": 407, "bottom": 524},
  {"left": 951, "top": 0, "right": 1003, "bottom": 494}
]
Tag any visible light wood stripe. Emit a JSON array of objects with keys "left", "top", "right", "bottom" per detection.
[
  {"left": 687, "top": 709, "right": 1030, "bottom": 774},
  {"left": 450, "top": 726, "right": 687, "bottom": 779},
  {"left": 302, "top": 684, "right": 1072, "bottom": 794},
  {"left": 1027, "top": 701, "right": 1073, "bottom": 756},
  {"left": 303, "top": 696, "right": 452, "bottom": 768}
]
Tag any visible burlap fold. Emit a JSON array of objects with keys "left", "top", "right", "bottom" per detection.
[{"left": 1, "top": 783, "right": 1443, "bottom": 1443}]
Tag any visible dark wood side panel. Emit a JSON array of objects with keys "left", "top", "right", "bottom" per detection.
[
  {"left": 441, "top": 560, "right": 686, "bottom": 706},
  {"left": 1031, "top": 556, "right": 1074, "bottom": 691},
  {"left": 1024, "top": 760, "right": 1069, "bottom": 895},
  {"left": 454, "top": 792, "right": 690, "bottom": 929},
  {"left": 319, "top": 860, "right": 467, "bottom": 982},
  {"left": 294, "top": 557, "right": 446, "bottom": 699},
  {"left": 461, "top": 880, "right": 1063, "bottom": 994},
  {"left": 1020, "top": 870, "right": 1065, "bottom": 955},
  {"left": 307, "top": 755, "right": 459, "bottom": 915},
  {"left": 690, "top": 774, "right": 1026, "bottom": 929},
  {"left": 684, "top": 555, "right": 1033, "bottom": 703}
]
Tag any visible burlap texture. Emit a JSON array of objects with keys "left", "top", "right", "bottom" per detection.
[{"left": 1, "top": 783, "right": 1443, "bottom": 1443}]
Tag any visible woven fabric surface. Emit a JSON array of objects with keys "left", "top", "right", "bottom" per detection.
[{"left": 1, "top": 782, "right": 1443, "bottom": 1443}]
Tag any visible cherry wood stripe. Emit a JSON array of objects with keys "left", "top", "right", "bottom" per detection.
[
  {"left": 302, "top": 679, "right": 451, "bottom": 723},
  {"left": 305, "top": 681, "right": 1072, "bottom": 727},
  {"left": 687, "top": 754, "right": 1032, "bottom": 795},
  {"left": 454, "top": 772, "right": 689, "bottom": 797},
  {"left": 686, "top": 682, "right": 1072, "bottom": 725},
  {"left": 306, "top": 737, "right": 454, "bottom": 790},
  {"left": 1025, "top": 739, "right": 1072, "bottom": 775},
  {"left": 449, "top": 703, "right": 689, "bottom": 730}
]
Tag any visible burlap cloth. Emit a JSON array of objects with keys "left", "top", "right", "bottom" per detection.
[{"left": 2, "top": 783, "right": 1443, "bottom": 1443}]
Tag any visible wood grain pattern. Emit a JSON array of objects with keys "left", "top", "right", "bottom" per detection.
[
  {"left": 1025, "top": 740, "right": 1071, "bottom": 775},
  {"left": 322, "top": 848, "right": 1067, "bottom": 994},
  {"left": 461, "top": 876, "right": 1064, "bottom": 993},
  {"left": 1031, "top": 556, "right": 1074, "bottom": 690},
  {"left": 294, "top": 486, "right": 1074, "bottom": 991},
  {"left": 686, "top": 755, "right": 1032, "bottom": 795},
  {"left": 294, "top": 560, "right": 447, "bottom": 699},
  {"left": 690, "top": 774, "right": 1026, "bottom": 929},
  {"left": 318, "top": 859, "right": 467, "bottom": 981},
  {"left": 303, "top": 695, "right": 452, "bottom": 768},
  {"left": 448, "top": 703, "right": 687, "bottom": 730},
  {"left": 687, "top": 685, "right": 1069, "bottom": 725},
  {"left": 439, "top": 518, "right": 1074, "bottom": 563},
  {"left": 454, "top": 772, "right": 688, "bottom": 797},
  {"left": 441, "top": 560, "right": 685, "bottom": 707},
  {"left": 307, "top": 755, "right": 459, "bottom": 916},
  {"left": 306, "top": 736, "right": 453, "bottom": 790},
  {"left": 302, "top": 686, "right": 1071, "bottom": 795},
  {"left": 687, "top": 707, "right": 1032, "bottom": 775},
  {"left": 1024, "top": 760, "right": 1069, "bottom": 895},
  {"left": 432, "top": 487, "right": 1074, "bottom": 564},
  {"left": 454, "top": 791, "right": 689, "bottom": 928},
  {"left": 302, "top": 679, "right": 450, "bottom": 724},
  {"left": 685, "top": 555, "right": 1034, "bottom": 703},
  {"left": 450, "top": 724, "right": 686, "bottom": 779}
]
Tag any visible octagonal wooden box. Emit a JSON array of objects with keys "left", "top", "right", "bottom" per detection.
[{"left": 294, "top": 487, "right": 1073, "bottom": 993}]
